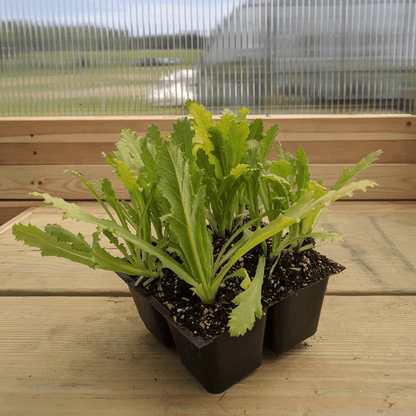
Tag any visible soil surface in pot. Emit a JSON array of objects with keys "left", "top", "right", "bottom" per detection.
[{"left": 140, "top": 236, "right": 344, "bottom": 341}]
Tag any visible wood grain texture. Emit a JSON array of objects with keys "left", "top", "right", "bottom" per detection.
[
  {"left": 0, "top": 142, "right": 116, "bottom": 165},
  {"left": 0, "top": 164, "right": 130, "bottom": 200},
  {"left": 0, "top": 207, "right": 36, "bottom": 233},
  {"left": 310, "top": 164, "right": 416, "bottom": 200},
  {"left": 0, "top": 205, "right": 38, "bottom": 227},
  {"left": 1, "top": 115, "right": 413, "bottom": 202},
  {"left": 1, "top": 163, "right": 414, "bottom": 200},
  {"left": 319, "top": 200, "right": 416, "bottom": 213},
  {"left": 1, "top": 140, "right": 414, "bottom": 165},
  {"left": 318, "top": 211, "right": 416, "bottom": 294},
  {"left": 1, "top": 115, "right": 414, "bottom": 148},
  {"left": 1, "top": 114, "right": 414, "bottom": 138},
  {"left": 3, "top": 131, "right": 415, "bottom": 144},
  {"left": 267, "top": 140, "right": 415, "bottom": 164},
  {"left": 0, "top": 296, "right": 415, "bottom": 415},
  {"left": 0, "top": 115, "right": 178, "bottom": 137},
  {"left": 0, "top": 199, "right": 41, "bottom": 224},
  {"left": 1, "top": 202, "right": 415, "bottom": 295},
  {"left": 1, "top": 115, "right": 415, "bottom": 415}
]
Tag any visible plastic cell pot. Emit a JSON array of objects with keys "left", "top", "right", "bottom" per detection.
[
  {"left": 263, "top": 267, "right": 344, "bottom": 354},
  {"left": 116, "top": 271, "right": 175, "bottom": 348},
  {"left": 165, "top": 311, "right": 266, "bottom": 394},
  {"left": 117, "top": 271, "right": 266, "bottom": 393},
  {"left": 116, "top": 264, "right": 343, "bottom": 392}
]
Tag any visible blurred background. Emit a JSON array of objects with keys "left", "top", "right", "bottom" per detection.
[{"left": 1, "top": 0, "right": 415, "bottom": 116}]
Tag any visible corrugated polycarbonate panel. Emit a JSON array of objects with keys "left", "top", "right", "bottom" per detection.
[{"left": 0, "top": 0, "right": 415, "bottom": 116}]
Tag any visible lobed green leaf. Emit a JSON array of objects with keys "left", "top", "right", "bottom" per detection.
[
  {"left": 331, "top": 150, "right": 382, "bottom": 190},
  {"left": 13, "top": 223, "right": 95, "bottom": 268},
  {"left": 228, "top": 256, "right": 265, "bottom": 336}
]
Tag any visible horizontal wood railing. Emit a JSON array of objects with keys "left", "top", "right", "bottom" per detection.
[{"left": 1, "top": 114, "right": 415, "bottom": 224}]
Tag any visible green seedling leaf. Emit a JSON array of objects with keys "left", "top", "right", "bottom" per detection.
[
  {"left": 245, "top": 139, "right": 261, "bottom": 168},
  {"left": 298, "top": 181, "right": 328, "bottom": 235},
  {"left": 331, "top": 150, "right": 382, "bottom": 190},
  {"left": 285, "top": 230, "right": 343, "bottom": 248},
  {"left": 114, "top": 129, "right": 144, "bottom": 170},
  {"left": 240, "top": 274, "right": 251, "bottom": 290},
  {"left": 225, "top": 120, "right": 250, "bottom": 170},
  {"left": 145, "top": 123, "right": 163, "bottom": 146},
  {"left": 214, "top": 196, "right": 312, "bottom": 285},
  {"left": 248, "top": 118, "right": 264, "bottom": 142},
  {"left": 102, "top": 229, "right": 130, "bottom": 261},
  {"left": 296, "top": 146, "right": 311, "bottom": 195},
  {"left": 309, "top": 230, "right": 343, "bottom": 243},
  {"left": 260, "top": 124, "right": 279, "bottom": 161},
  {"left": 224, "top": 268, "right": 250, "bottom": 285},
  {"left": 13, "top": 223, "right": 94, "bottom": 268},
  {"left": 217, "top": 164, "right": 249, "bottom": 198},
  {"left": 64, "top": 170, "right": 117, "bottom": 223},
  {"left": 205, "top": 126, "right": 226, "bottom": 179},
  {"left": 331, "top": 180, "right": 379, "bottom": 201},
  {"left": 186, "top": 100, "right": 216, "bottom": 152},
  {"left": 99, "top": 177, "right": 126, "bottom": 217},
  {"left": 91, "top": 235, "right": 160, "bottom": 278},
  {"left": 171, "top": 117, "right": 196, "bottom": 162},
  {"left": 228, "top": 256, "right": 265, "bottom": 336},
  {"left": 26, "top": 192, "right": 197, "bottom": 287},
  {"left": 44, "top": 224, "right": 91, "bottom": 253},
  {"left": 236, "top": 107, "right": 250, "bottom": 121},
  {"left": 269, "top": 160, "right": 293, "bottom": 180},
  {"left": 140, "top": 141, "right": 160, "bottom": 182},
  {"left": 156, "top": 141, "right": 214, "bottom": 302}
]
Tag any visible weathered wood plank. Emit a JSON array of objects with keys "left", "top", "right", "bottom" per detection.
[
  {"left": 1, "top": 202, "right": 415, "bottom": 295},
  {"left": 1, "top": 139, "right": 413, "bottom": 165},
  {"left": 1, "top": 163, "right": 414, "bottom": 200},
  {"left": 0, "top": 296, "right": 415, "bottom": 415}
]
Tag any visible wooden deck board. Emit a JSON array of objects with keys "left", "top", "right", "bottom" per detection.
[
  {"left": 0, "top": 296, "right": 415, "bottom": 415},
  {"left": 1, "top": 201, "right": 416, "bottom": 414},
  {"left": 1, "top": 202, "right": 415, "bottom": 295}
]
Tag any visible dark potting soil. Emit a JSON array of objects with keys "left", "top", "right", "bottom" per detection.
[{"left": 141, "top": 236, "right": 344, "bottom": 341}]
